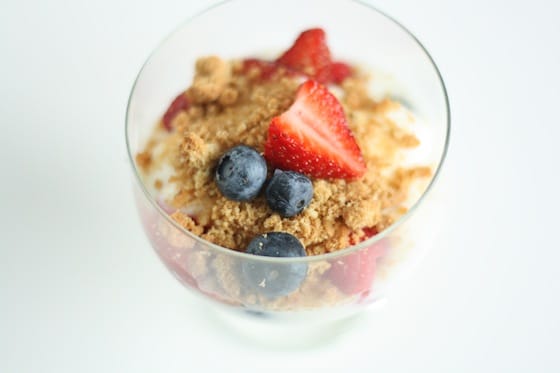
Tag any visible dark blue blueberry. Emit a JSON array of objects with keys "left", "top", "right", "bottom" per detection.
[
  {"left": 265, "top": 170, "right": 313, "bottom": 217},
  {"left": 242, "top": 232, "right": 308, "bottom": 299},
  {"left": 215, "top": 145, "right": 267, "bottom": 201}
]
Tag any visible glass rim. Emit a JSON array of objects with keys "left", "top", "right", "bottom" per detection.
[{"left": 125, "top": 0, "right": 451, "bottom": 264}]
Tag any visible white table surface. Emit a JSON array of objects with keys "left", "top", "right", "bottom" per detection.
[{"left": 2, "top": 0, "right": 559, "bottom": 372}]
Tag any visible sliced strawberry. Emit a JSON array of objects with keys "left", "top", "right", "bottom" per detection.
[
  {"left": 327, "top": 227, "right": 386, "bottom": 295},
  {"left": 162, "top": 92, "right": 189, "bottom": 131},
  {"left": 264, "top": 80, "right": 366, "bottom": 179},
  {"left": 330, "top": 61, "right": 353, "bottom": 84},
  {"left": 276, "top": 28, "right": 333, "bottom": 84}
]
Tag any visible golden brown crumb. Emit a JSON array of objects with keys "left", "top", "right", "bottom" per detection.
[
  {"left": 188, "top": 56, "right": 231, "bottom": 104},
  {"left": 135, "top": 151, "right": 151, "bottom": 171},
  {"left": 138, "top": 58, "right": 431, "bottom": 256},
  {"left": 212, "top": 254, "right": 243, "bottom": 298},
  {"left": 133, "top": 52, "right": 437, "bottom": 311},
  {"left": 218, "top": 87, "right": 239, "bottom": 106},
  {"left": 170, "top": 211, "right": 204, "bottom": 236},
  {"left": 342, "top": 76, "right": 376, "bottom": 110}
]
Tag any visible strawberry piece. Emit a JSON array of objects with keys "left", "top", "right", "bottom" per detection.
[
  {"left": 162, "top": 92, "right": 189, "bottom": 131},
  {"left": 330, "top": 61, "right": 353, "bottom": 84},
  {"left": 360, "top": 227, "right": 379, "bottom": 242},
  {"left": 327, "top": 227, "right": 386, "bottom": 295},
  {"left": 276, "top": 28, "right": 333, "bottom": 84},
  {"left": 264, "top": 80, "right": 366, "bottom": 179}
]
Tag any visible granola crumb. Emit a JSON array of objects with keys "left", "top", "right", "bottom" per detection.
[
  {"left": 170, "top": 211, "right": 204, "bottom": 236},
  {"left": 219, "top": 87, "right": 239, "bottom": 106},
  {"left": 135, "top": 151, "right": 151, "bottom": 171},
  {"left": 188, "top": 56, "right": 231, "bottom": 104},
  {"left": 138, "top": 59, "right": 431, "bottom": 256},
  {"left": 134, "top": 50, "right": 437, "bottom": 311},
  {"left": 213, "top": 254, "right": 242, "bottom": 298}
]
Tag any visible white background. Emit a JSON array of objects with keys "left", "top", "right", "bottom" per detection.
[{"left": 1, "top": 0, "right": 560, "bottom": 372}]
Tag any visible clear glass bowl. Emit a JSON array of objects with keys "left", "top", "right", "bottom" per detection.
[{"left": 126, "top": 0, "right": 449, "bottom": 337}]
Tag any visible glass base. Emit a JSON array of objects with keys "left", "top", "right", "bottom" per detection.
[{"left": 208, "top": 298, "right": 387, "bottom": 350}]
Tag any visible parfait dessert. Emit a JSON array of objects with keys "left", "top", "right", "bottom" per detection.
[{"left": 135, "top": 28, "right": 432, "bottom": 310}]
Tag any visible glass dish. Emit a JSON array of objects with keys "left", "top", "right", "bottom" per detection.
[{"left": 126, "top": 0, "right": 450, "bottom": 341}]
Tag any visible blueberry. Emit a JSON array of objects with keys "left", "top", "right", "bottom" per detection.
[
  {"left": 215, "top": 145, "right": 267, "bottom": 201},
  {"left": 265, "top": 170, "right": 313, "bottom": 217},
  {"left": 241, "top": 232, "right": 308, "bottom": 298}
]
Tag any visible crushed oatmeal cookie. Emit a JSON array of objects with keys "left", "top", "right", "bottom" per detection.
[
  {"left": 135, "top": 151, "right": 151, "bottom": 171},
  {"left": 188, "top": 56, "right": 231, "bottom": 104},
  {"left": 342, "top": 76, "right": 376, "bottom": 110},
  {"left": 170, "top": 211, "right": 203, "bottom": 236},
  {"left": 137, "top": 55, "right": 431, "bottom": 256},
  {"left": 218, "top": 86, "right": 239, "bottom": 106}
]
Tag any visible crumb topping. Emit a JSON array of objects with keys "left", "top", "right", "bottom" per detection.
[{"left": 137, "top": 56, "right": 431, "bottom": 256}]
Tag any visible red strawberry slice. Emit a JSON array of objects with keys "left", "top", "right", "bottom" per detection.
[
  {"left": 276, "top": 28, "right": 333, "bottom": 84},
  {"left": 327, "top": 227, "right": 386, "bottom": 295},
  {"left": 264, "top": 80, "right": 366, "bottom": 179},
  {"left": 330, "top": 61, "right": 353, "bottom": 84},
  {"left": 162, "top": 92, "right": 189, "bottom": 131}
]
